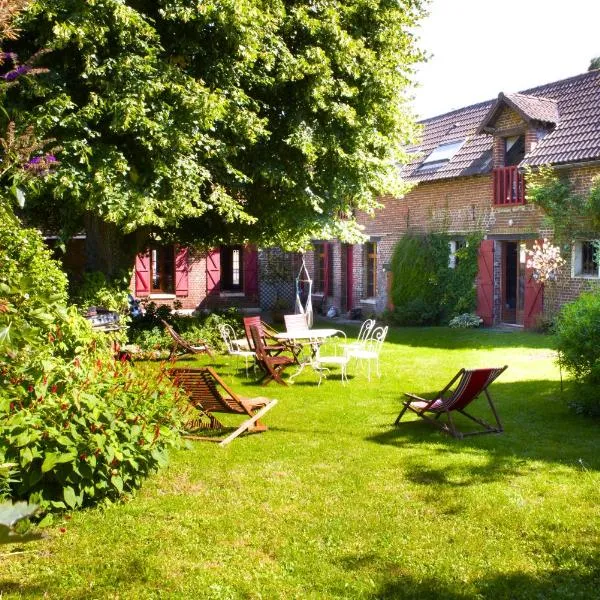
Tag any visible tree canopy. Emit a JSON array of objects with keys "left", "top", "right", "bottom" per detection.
[{"left": 9, "top": 0, "right": 425, "bottom": 255}]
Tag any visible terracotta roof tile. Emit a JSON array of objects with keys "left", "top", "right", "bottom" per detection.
[{"left": 402, "top": 70, "right": 600, "bottom": 182}]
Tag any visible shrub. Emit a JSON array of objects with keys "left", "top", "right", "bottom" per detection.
[
  {"left": 70, "top": 270, "right": 130, "bottom": 314},
  {"left": 0, "top": 358, "right": 181, "bottom": 511},
  {"left": 554, "top": 290, "right": 600, "bottom": 385},
  {"left": 1, "top": 215, "right": 181, "bottom": 512},
  {"left": 388, "top": 231, "right": 481, "bottom": 325},
  {"left": 449, "top": 313, "right": 483, "bottom": 328}
]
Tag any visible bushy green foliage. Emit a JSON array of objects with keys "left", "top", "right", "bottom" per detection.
[
  {"left": 70, "top": 271, "right": 130, "bottom": 314},
  {"left": 526, "top": 166, "right": 600, "bottom": 243},
  {"left": 388, "top": 231, "right": 481, "bottom": 326},
  {"left": 1, "top": 214, "right": 181, "bottom": 512},
  {"left": 13, "top": 0, "right": 425, "bottom": 252},
  {"left": 0, "top": 358, "right": 181, "bottom": 511},
  {"left": 127, "top": 303, "right": 243, "bottom": 356},
  {"left": 449, "top": 313, "right": 483, "bottom": 328},
  {"left": 554, "top": 290, "right": 600, "bottom": 386}
]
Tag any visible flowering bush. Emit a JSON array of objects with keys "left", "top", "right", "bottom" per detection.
[
  {"left": 0, "top": 357, "right": 181, "bottom": 511},
  {"left": 526, "top": 238, "right": 565, "bottom": 283},
  {"left": 448, "top": 313, "right": 483, "bottom": 328},
  {"left": 0, "top": 213, "right": 181, "bottom": 512}
]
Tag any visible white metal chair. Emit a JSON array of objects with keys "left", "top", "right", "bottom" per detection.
[
  {"left": 345, "top": 325, "right": 388, "bottom": 382},
  {"left": 219, "top": 323, "right": 256, "bottom": 378},
  {"left": 341, "top": 318, "right": 376, "bottom": 355},
  {"left": 284, "top": 313, "right": 308, "bottom": 333},
  {"left": 312, "top": 330, "right": 349, "bottom": 385}
]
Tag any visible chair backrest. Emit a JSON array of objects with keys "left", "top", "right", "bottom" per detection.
[
  {"left": 284, "top": 313, "right": 308, "bottom": 333},
  {"left": 443, "top": 367, "right": 508, "bottom": 412},
  {"left": 161, "top": 318, "right": 186, "bottom": 346},
  {"left": 218, "top": 323, "right": 237, "bottom": 354},
  {"left": 357, "top": 319, "right": 376, "bottom": 344},
  {"left": 364, "top": 325, "right": 388, "bottom": 355},
  {"left": 243, "top": 316, "right": 263, "bottom": 351},
  {"left": 169, "top": 367, "right": 249, "bottom": 416},
  {"left": 249, "top": 324, "right": 268, "bottom": 360}
]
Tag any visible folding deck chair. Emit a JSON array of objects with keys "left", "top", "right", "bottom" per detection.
[
  {"left": 250, "top": 325, "right": 295, "bottom": 386},
  {"left": 168, "top": 366, "right": 277, "bottom": 446},
  {"left": 161, "top": 319, "right": 213, "bottom": 360},
  {"left": 394, "top": 366, "right": 508, "bottom": 439}
]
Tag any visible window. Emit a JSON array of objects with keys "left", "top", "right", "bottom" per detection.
[
  {"left": 366, "top": 242, "right": 377, "bottom": 297},
  {"left": 448, "top": 240, "right": 466, "bottom": 269},
  {"left": 221, "top": 245, "right": 243, "bottom": 291},
  {"left": 313, "top": 242, "right": 333, "bottom": 295},
  {"left": 417, "top": 139, "right": 465, "bottom": 173},
  {"left": 505, "top": 135, "right": 525, "bottom": 166},
  {"left": 150, "top": 245, "right": 175, "bottom": 293},
  {"left": 572, "top": 241, "right": 599, "bottom": 278}
]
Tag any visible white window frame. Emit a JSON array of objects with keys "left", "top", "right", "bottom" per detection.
[
  {"left": 572, "top": 241, "right": 600, "bottom": 278},
  {"left": 448, "top": 239, "right": 467, "bottom": 269}
]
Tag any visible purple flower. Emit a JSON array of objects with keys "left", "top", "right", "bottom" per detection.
[
  {"left": 0, "top": 52, "right": 17, "bottom": 62},
  {"left": 3, "top": 65, "right": 31, "bottom": 81}
]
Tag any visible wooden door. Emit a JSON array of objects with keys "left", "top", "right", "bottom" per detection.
[{"left": 476, "top": 240, "right": 494, "bottom": 326}]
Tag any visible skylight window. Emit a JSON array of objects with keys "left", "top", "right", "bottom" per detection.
[{"left": 422, "top": 139, "right": 465, "bottom": 164}]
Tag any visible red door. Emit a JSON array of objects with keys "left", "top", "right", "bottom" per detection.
[{"left": 476, "top": 240, "right": 494, "bottom": 326}]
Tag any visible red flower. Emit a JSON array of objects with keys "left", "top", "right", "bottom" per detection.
[
  {"left": 50, "top": 385, "right": 58, "bottom": 393},
  {"left": 27, "top": 385, "right": 34, "bottom": 393}
]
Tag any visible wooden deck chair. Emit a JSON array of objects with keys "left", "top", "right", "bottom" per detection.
[
  {"left": 168, "top": 366, "right": 277, "bottom": 446},
  {"left": 243, "top": 316, "right": 288, "bottom": 356},
  {"left": 161, "top": 319, "right": 213, "bottom": 360},
  {"left": 250, "top": 325, "right": 295, "bottom": 386},
  {"left": 394, "top": 366, "right": 508, "bottom": 439}
]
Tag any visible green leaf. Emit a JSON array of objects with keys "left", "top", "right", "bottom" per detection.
[
  {"left": 63, "top": 486, "right": 77, "bottom": 509},
  {"left": 41, "top": 453, "right": 59, "bottom": 473},
  {"left": 111, "top": 475, "right": 123, "bottom": 494}
]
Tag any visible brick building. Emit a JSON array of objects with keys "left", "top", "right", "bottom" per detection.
[
  {"left": 128, "top": 70, "right": 600, "bottom": 326},
  {"left": 303, "top": 69, "right": 600, "bottom": 328}
]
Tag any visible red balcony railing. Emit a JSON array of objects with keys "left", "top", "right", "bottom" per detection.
[{"left": 493, "top": 166, "right": 525, "bottom": 206}]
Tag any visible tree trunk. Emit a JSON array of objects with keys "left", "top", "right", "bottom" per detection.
[{"left": 83, "top": 213, "right": 146, "bottom": 281}]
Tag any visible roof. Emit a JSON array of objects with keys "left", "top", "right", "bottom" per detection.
[{"left": 402, "top": 69, "right": 600, "bottom": 183}]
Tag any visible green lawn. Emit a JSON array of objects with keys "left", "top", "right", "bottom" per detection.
[{"left": 3, "top": 325, "right": 600, "bottom": 599}]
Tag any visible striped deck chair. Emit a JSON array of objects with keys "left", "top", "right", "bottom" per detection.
[
  {"left": 168, "top": 366, "right": 277, "bottom": 446},
  {"left": 394, "top": 366, "right": 508, "bottom": 439}
]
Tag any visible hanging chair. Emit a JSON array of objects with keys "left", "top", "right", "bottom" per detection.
[{"left": 294, "top": 255, "right": 313, "bottom": 328}]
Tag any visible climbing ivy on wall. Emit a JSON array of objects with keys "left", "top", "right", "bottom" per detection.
[
  {"left": 388, "top": 230, "right": 482, "bottom": 325},
  {"left": 525, "top": 166, "right": 600, "bottom": 244}
]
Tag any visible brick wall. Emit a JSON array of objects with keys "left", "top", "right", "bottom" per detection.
[{"left": 354, "top": 162, "right": 600, "bottom": 322}]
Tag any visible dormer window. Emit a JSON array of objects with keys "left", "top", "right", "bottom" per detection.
[
  {"left": 417, "top": 139, "right": 465, "bottom": 173},
  {"left": 505, "top": 135, "right": 525, "bottom": 166}
]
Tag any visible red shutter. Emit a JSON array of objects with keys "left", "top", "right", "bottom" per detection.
[
  {"left": 243, "top": 245, "right": 259, "bottom": 300},
  {"left": 476, "top": 240, "right": 494, "bottom": 326},
  {"left": 175, "top": 246, "right": 189, "bottom": 297},
  {"left": 206, "top": 248, "right": 221, "bottom": 296},
  {"left": 135, "top": 250, "right": 150, "bottom": 296},
  {"left": 524, "top": 241, "right": 544, "bottom": 329}
]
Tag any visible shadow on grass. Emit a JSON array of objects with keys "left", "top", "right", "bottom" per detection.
[
  {"left": 0, "top": 581, "right": 47, "bottom": 597},
  {"left": 367, "top": 548, "right": 600, "bottom": 599},
  {"left": 367, "top": 379, "right": 600, "bottom": 474}
]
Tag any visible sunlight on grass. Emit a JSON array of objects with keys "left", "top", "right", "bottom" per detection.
[{"left": 3, "top": 326, "right": 600, "bottom": 599}]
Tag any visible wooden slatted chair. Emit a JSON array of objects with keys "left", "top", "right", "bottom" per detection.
[
  {"left": 168, "top": 366, "right": 277, "bottom": 446},
  {"left": 161, "top": 319, "right": 213, "bottom": 360},
  {"left": 250, "top": 325, "right": 295, "bottom": 386},
  {"left": 243, "top": 316, "right": 288, "bottom": 356},
  {"left": 394, "top": 366, "right": 508, "bottom": 439}
]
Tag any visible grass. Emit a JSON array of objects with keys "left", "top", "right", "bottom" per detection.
[{"left": 3, "top": 324, "right": 600, "bottom": 599}]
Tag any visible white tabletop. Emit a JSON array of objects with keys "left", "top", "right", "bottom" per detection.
[{"left": 274, "top": 328, "right": 341, "bottom": 340}]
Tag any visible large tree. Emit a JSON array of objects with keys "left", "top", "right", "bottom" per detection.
[{"left": 7, "top": 0, "right": 425, "bottom": 276}]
